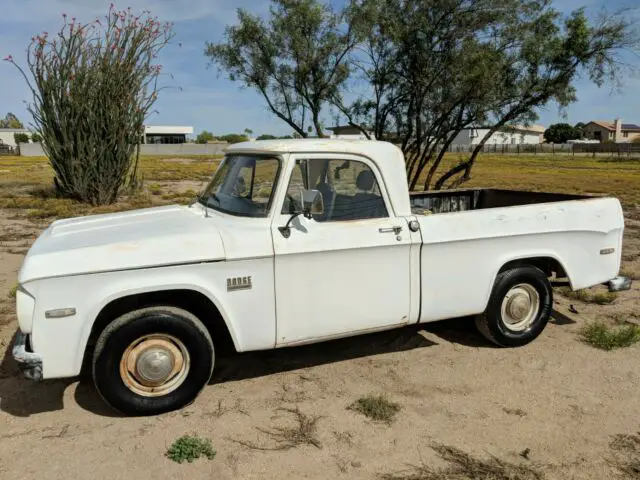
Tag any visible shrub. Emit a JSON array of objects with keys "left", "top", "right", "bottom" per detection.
[
  {"left": 557, "top": 287, "right": 617, "bottom": 305},
  {"left": 6, "top": 6, "right": 174, "bottom": 205},
  {"left": 30, "top": 132, "right": 42, "bottom": 143},
  {"left": 13, "top": 133, "right": 29, "bottom": 144},
  {"left": 348, "top": 394, "right": 401, "bottom": 424},
  {"left": 165, "top": 435, "right": 216, "bottom": 463},
  {"left": 580, "top": 321, "right": 640, "bottom": 350}
]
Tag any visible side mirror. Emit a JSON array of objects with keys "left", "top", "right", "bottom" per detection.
[
  {"left": 300, "top": 188, "right": 324, "bottom": 218},
  {"left": 279, "top": 188, "right": 324, "bottom": 238}
]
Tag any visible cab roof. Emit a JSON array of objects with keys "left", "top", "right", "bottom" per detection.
[{"left": 225, "top": 138, "right": 402, "bottom": 158}]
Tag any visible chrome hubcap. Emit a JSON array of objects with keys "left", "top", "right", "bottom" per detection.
[
  {"left": 120, "top": 334, "right": 190, "bottom": 397},
  {"left": 500, "top": 283, "right": 540, "bottom": 332}
]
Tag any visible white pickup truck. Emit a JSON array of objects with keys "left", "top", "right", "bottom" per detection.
[{"left": 12, "top": 139, "right": 631, "bottom": 415}]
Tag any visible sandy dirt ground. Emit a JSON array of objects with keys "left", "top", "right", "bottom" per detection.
[{"left": 0, "top": 208, "right": 639, "bottom": 480}]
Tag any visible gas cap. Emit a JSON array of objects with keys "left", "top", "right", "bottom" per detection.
[{"left": 409, "top": 220, "right": 420, "bottom": 232}]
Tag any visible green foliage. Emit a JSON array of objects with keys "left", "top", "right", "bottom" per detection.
[
  {"left": 345, "top": 0, "right": 637, "bottom": 190},
  {"left": 217, "top": 133, "right": 248, "bottom": 144},
  {"left": 211, "top": 0, "right": 637, "bottom": 190},
  {"left": 8, "top": 283, "right": 18, "bottom": 299},
  {"left": 13, "top": 133, "right": 29, "bottom": 144},
  {"left": 206, "top": 0, "right": 359, "bottom": 138},
  {"left": 195, "top": 130, "right": 215, "bottom": 144},
  {"left": 6, "top": 6, "right": 174, "bottom": 205},
  {"left": 257, "top": 134, "right": 278, "bottom": 140},
  {"left": 0, "top": 112, "right": 23, "bottom": 128},
  {"left": 165, "top": 435, "right": 216, "bottom": 463},
  {"left": 544, "top": 123, "right": 581, "bottom": 143},
  {"left": 580, "top": 321, "right": 640, "bottom": 350},
  {"left": 30, "top": 132, "right": 42, "bottom": 143},
  {"left": 348, "top": 394, "right": 400, "bottom": 424},
  {"left": 557, "top": 287, "right": 617, "bottom": 304}
]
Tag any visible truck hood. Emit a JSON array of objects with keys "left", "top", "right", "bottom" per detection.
[{"left": 18, "top": 204, "right": 226, "bottom": 283}]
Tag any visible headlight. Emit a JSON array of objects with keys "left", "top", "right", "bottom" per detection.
[{"left": 16, "top": 287, "right": 36, "bottom": 334}]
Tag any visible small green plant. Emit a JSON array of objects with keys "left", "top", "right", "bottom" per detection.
[
  {"left": 557, "top": 287, "right": 617, "bottom": 305},
  {"left": 580, "top": 321, "right": 640, "bottom": 350},
  {"left": 8, "top": 283, "right": 18, "bottom": 299},
  {"left": 165, "top": 435, "right": 216, "bottom": 464},
  {"left": 348, "top": 394, "right": 401, "bottom": 424}
]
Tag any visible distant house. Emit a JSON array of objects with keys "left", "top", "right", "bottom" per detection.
[
  {"left": 582, "top": 119, "right": 640, "bottom": 143},
  {"left": 0, "top": 128, "right": 32, "bottom": 147},
  {"left": 142, "top": 125, "right": 194, "bottom": 144},
  {"left": 327, "top": 125, "right": 375, "bottom": 140},
  {"left": 451, "top": 124, "right": 545, "bottom": 146}
]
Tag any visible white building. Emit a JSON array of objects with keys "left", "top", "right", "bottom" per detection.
[
  {"left": 327, "top": 125, "right": 375, "bottom": 140},
  {"left": 0, "top": 128, "right": 32, "bottom": 147},
  {"left": 143, "top": 125, "right": 194, "bottom": 144},
  {"left": 451, "top": 124, "right": 545, "bottom": 146}
]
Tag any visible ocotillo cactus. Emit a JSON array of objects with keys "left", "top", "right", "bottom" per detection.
[{"left": 5, "top": 5, "right": 175, "bottom": 205}]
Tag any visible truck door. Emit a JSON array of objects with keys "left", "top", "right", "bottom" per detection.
[{"left": 270, "top": 154, "right": 415, "bottom": 346}]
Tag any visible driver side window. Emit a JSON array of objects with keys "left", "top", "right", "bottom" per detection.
[{"left": 281, "top": 158, "right": 388, "bottom": 221}]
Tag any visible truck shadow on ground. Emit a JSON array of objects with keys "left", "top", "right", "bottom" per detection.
[
  {"left": 0, "top": 331, "right": 75, "bottom": 418},
  {"left": 0, "top": 310, "right": 575, "bottom": 418}
]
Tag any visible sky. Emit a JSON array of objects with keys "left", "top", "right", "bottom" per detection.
[{"left": 0, "top": 0, "right": 639, "bottom": 137}]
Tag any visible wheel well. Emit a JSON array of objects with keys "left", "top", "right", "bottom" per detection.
[
  {"left": 80, "top": 289, "right": 236, "bottom": 376},
  {"left": 499, "top": 256, "right": 568, "bottom": 280}
]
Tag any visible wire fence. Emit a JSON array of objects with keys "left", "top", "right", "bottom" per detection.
[{"left": 445, "top": 142, "right": 640, "bottom": 157}]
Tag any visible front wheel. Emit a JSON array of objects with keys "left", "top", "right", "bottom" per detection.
[
  {"left": 92, "top": 306, "right": 214, "bottom": 416},
  {"left": 475, "top": 265, "right": 552, "bottom": 347}
]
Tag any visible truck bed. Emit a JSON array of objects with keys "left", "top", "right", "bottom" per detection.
[{"left": 410, "top": 188, "right": 591, "bottom": 215}]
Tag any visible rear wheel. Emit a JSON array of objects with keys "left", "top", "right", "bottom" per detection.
[
  {"left": 92, "top": 306, "right": 214, "bottom": 416},
  {"left": 475, "top": 265, "right": 552, "bottom": 347}
]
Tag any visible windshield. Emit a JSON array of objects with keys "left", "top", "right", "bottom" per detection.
[{"left": 198, "top": 154, "right": 281, "bottom": 217}]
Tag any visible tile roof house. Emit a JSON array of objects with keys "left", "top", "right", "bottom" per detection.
[{"left": 583, "top": 119, "right": 640, "bottom": 143}]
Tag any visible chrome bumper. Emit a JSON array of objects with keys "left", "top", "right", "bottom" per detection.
[
  {"left": 12, "top": 330, "right": 43, "bottom": 381},
  {"left": 607, "top": 276, "right": 632, "bottom": 292}
]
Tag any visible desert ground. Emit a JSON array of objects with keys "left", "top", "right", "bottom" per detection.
[{"left": 0, "top": 153, "right": 639, "bottom": 479}]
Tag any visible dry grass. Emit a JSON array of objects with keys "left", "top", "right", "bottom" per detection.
[
  {"left": 579, "top": 321, "right": 640, "bottom": 350},
  {"left": 422, "top": 154, "right": 640, "bottom": 207},
  {"left": 348, "top": 394, "right": 401, "bottom": 424},
  {"left": 231, "top": 407, "right": 323, "bottom": 451},
  {"left": 380, "top": 444, "right": 545, "bottom": 480},
  {"left": 2, "top": 153, "right": 639, "bottom": 223},
  {"left": 0, "top": 155, "right": 220, "bottom": 222},
  {"left": 609, "top": 432, "right": 640, "bottom": 479},
  {"left": 556, "top": 287, "right": 617, "bottom": 305},
  {"left": 621, "top": 267, "right": 640, "bottom": 281}
]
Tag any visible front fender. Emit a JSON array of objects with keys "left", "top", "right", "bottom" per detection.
[{"left": 26, "top": 258, "right": 276, "bottom": 379}]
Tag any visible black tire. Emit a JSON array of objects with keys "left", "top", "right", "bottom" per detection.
[
  {"left": 475, "top": 265, "right": 552, "bottom": 347},
  {"left": 92, "top": 306, "right": 214, "bottom": 416}
]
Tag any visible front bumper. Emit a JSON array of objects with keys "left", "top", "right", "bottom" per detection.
[{"left": 12, "top": 330, "right": 43, "bottom": 381}]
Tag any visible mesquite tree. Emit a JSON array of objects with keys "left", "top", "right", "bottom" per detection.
[
  {"left": 338, "top": 0, "right": 637, "bottom": 190},
  {"left": 206, "top": 0, "right": 358, "bottom": 138},
  {"left": 5, "top": 6, "right": 174, "bottom": 205}
]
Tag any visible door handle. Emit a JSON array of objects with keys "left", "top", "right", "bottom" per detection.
[{"left": 379, "top": 226, "right": 402, "bottom": 234}]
